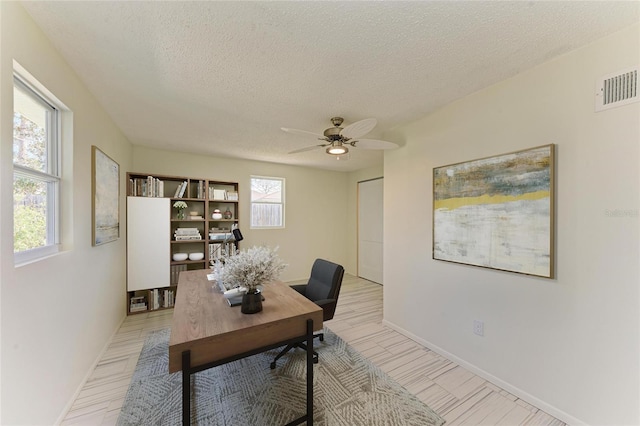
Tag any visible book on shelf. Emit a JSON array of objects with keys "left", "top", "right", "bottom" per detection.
[
  {"left": 131, "top": 296, "right": 146, "bottom": 304},
  {"left": 171, "top": 264, "right": 188, "bottom": 285},
  {"left": 197, "top": 180, "right": 206, "bottom": 199},
  {"left": 130, "top": 304, "right": 148, "bottom": 312},
  {"left": 149, "top": 289, "right": 158, "bottom": 310},
  {"left": 176, "top": 181, "right": 187, "bottom": 198},
  {"left": 209, "top": 241, "right": 236, "bottom": 262},
  {"left": 209, "top": 232, "right": 233, "bottom": 241},
  {"left": 174, "top": 227, "right": 202, "bottom": 240},
  {"left": 173, "top": 183, "right": 182, "bottom": 198},
  {"left": 174, "top": 235, "right": 202, "bottom": 240},
  {"left": 174, "top": 227, "right": 200, "bottom": 234},
  {"left": 209, "top": 243, "right": 222, "bottom": 261},
  {"left": 148, "top": 288, "right": 176, "bottom": 309},
  {"left": 129, "top": 176, "right": 164, "bottom": 197},
  {"left": 130, "top": 295, "right": 148, "bottom": 312},
  {"left": 150, "top": 176, "right": 162, "bottom": 197},
  {"left": 226, "top": 191, "right": 238, "bottom": 201}
]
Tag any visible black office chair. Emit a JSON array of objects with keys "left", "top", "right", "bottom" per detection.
[{"left": 270, "top": 258, "right": 345, "bottom": 369}]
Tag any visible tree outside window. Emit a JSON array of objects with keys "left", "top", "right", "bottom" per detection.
[{"left": 13, "top": 76, "right": 61, "bottom": 261}]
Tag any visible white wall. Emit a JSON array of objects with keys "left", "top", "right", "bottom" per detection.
[
  {"left": 132, "top": 146, "right": 350, "bottom": 281},
  {"left": 383, "top": 24, "right": 639, "bottom": 425},
  {"left": 0, "top": 3, "right": 132, "bottom": 424}
]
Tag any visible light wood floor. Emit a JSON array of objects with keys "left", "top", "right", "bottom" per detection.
[{"left": 61, "top": 274, "right": 566, "bottom": 425}]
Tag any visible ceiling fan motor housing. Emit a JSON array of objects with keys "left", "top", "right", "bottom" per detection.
[{"left": 324, "top": 126, "right": 344, "bottom": 140}]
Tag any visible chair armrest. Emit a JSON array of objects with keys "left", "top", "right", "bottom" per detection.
[
  {"left": 290, "top": 284, "right": 307, "bottom": 295},
  {"left": 314, "top": 298, "right": 335, "bottom": 307},
  {"left": 314, "top": 298, "right": 337, "bottom": 321}
]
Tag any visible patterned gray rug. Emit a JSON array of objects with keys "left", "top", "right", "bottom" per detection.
[{"left": 118, "top": 328, "right": 445, "bottom": 425}]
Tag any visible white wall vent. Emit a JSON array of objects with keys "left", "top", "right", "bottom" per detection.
[{"left": 595, "top": 66, "right": 639, "bottom": 112}]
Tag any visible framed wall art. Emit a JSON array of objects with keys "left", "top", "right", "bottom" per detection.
[
  {"left": 433, "top": 144, "right": 555, "bottom": 278},
  {"left": 92, "top": 145, "right": 120, "bottom": 246}
]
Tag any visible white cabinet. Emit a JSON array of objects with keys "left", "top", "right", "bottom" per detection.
[{"left": 127, "top": 196, "right": 170, "bottom": 291}]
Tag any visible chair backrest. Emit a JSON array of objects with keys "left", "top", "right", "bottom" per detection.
[{"left": 305, "top": 259, "right": 345, "bottom": 321}]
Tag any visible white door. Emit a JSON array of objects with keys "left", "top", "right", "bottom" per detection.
[{"left": 358, "top": 178, "right": 383, "bottom": 284}]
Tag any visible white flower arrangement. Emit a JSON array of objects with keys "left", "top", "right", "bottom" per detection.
[
  {"left": 221, "top": 245, "right": 287, "bottom": 293},
  {"left": 173, "top": 201, "right": 188, "bottom": 210}
]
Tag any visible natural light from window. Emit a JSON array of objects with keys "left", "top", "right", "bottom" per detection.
[
  {"left": 13, "top": 75, "right": 61, "bottom": 263},
  {"left": 250, "top": 176, "right": 284, "bottom": 229}
]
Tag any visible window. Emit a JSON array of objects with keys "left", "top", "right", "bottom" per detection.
[
  {"left": 13, "top": 75, "right": 61, "bottom": 263},
  {"left": 250, "top": 176, "right": 284, "bottom": 229}
]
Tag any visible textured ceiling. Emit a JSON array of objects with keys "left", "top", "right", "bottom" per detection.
[{"left": 22, "top": 1, "right": 639, "bottom": 172}]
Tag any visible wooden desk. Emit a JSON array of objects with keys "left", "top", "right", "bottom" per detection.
[{"left": 169, "top": 269, "right": 323, "bottom": 425}]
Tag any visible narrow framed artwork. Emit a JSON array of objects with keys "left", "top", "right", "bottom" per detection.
[
  {"left": 92, "top": 145, "right": 120, "bottom": 246},
  {"left": 433, "top": 144, "right": 555, "bottom": 278}
]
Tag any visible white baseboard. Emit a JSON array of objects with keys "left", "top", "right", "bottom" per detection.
[
  {"left": 55, "top": 314, "right": 127, "bottom": 425},
  {"left": 381, "top": 319, "right": 586, "bottom": 426}
]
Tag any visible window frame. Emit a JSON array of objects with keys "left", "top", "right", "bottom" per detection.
[
  {"left": 13, "top": 74, "right": 62, "bottom": 265},
  {"left": 250, "top": 175, "right": 285, "bottom": 229}
]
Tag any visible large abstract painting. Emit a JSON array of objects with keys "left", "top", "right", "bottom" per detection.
[
  {"left": 92, "top": 146, "right": 120, "bottom": 246},
  {"left": 433, "top": 145, "right": 555, "bottom": 278}
]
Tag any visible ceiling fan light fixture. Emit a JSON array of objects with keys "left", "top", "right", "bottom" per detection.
[
  {"left": 326, "top": 144, "right": 348, "bottom": 155},
  {"left": 284, "top": 116, "right": 398, "bottom": 159}
]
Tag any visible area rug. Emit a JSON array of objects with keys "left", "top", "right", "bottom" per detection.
[{"left": 117, "top": 328, "right": 445, "bottom": 425}]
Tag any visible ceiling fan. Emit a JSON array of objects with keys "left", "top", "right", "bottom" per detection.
[{"left": 282, "top": 117, "right": 399, "bottom": 158}]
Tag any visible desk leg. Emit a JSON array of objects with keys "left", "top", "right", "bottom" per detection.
[
  {"left": 306, "top": 319, "right": 314, "bottom": 426},
  {"left": 182, "top": 350, "right": 191, "bottom": 426}
]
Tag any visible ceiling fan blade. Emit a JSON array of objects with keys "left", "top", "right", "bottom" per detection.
[
  {"left": 281, "top": 127, "right": 325, "bottom": 139},
  {"left": 340, "top": 118, "right": 377, "bottom": 139},
  {"left": 351, "top": 138, "right": 399, "bottom": 150},
  {"left": 288, "top": 144, "right": 327, "bottom": 154}
]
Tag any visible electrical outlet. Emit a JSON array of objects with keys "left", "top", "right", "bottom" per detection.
[{"left": 473, "top": 320, "right": 484, "bottom": 336}]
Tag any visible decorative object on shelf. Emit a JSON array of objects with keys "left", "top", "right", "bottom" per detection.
[
  {"left": 92, "top": 146, "right": 120, "bottom": 246},
  {"left": 173, "top": 253, "right": 188, "bottom": 261},
  {"left": 189, "top": 210, "right": 204, "bottom": 220},
  {"left": 220, "top": 245, "right": 287, "bottom": 314},
  {"left": 188, "top": 252, "right": 204, "bottom": 261},
  {"left": 223, "top": 208, "right": 233, "bottom": 219},
  {"left": 433, "top": 144, "right": 555, "bottom": 278},
  {"left": 189, "top": 215, "right": 204, "bottom": 220},
  {"left": 211, "top": 209, "right": 222, "bottom": 220},
  {"left": 212, "top": 189, "right": 226, "bottom": 200},
  {"left": 173, "top": 201, "right": 188, "bottom": 219}
]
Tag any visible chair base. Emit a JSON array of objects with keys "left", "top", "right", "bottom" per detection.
[{"left": 270, "top": 333, "right": 324, "bottom": 369}]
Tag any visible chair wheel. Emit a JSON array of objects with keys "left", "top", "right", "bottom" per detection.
[
  {"left": 270, "top": 362, "right": 276, "bottom": 370},
  {"left": 313, "top": 356, "right": 319, "bottom": 364},
  {"left": 319, "top": 335, "right": 324, "bottom": 342}
]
